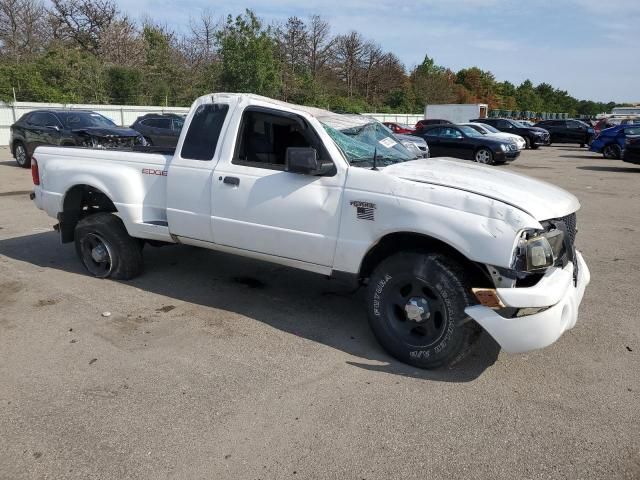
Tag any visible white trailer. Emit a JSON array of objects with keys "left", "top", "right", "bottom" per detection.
[{"left": 425, "top": 104, "right": 488, "bottom": 124}]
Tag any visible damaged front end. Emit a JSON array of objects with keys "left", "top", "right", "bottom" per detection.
[
  {"left": 465, "top": 212, "right": 590, "bottom": 354},
  {"left": 79, "top": 133, "right": 146, "bottom": 150}
]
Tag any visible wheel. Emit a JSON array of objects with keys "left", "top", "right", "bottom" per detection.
[
  {"left": 14, "top": 141, "right": 30, "bottom": 168},
  {"left": 366, "top": 252, "right": 481, "bottom": 369},
  {"left": 530, "top": 142, "right": 540, "bottom": 150},
  {"left": 143, "top": 137, "right": 153, "bottom": 146},
  {"left": 74, "top": 213, "right": 143, "bottom": 280},
  {"left": 579, "top": 143, "right": 585, "bottom": 148},
  {"left": 602, "top": 143, "right": 622, "bottom": 160},
  {"left": 524, "top": 137, "right": 531, "bottom": 149},
  {"left": 474, "top": 148, "right": 494, "bottom": 165}
]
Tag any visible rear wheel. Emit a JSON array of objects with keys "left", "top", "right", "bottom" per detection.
[
  {"left": 524, "top": 137, "right": 531, "bottom": 149},
  {"left": 603, "top": 143, "right": 622, "bottom": 159},
  {"left": 74, "top": 213, "right": 143, "bottom": 280},
  {"left": 366, "top": 252, "right": 481, "bottom": 369},
  {"left": 474, "top": 148, "right": 494, "bottom": 165},
  {"left": 14, "top": 142, "right": 30, "bottom": 168}
]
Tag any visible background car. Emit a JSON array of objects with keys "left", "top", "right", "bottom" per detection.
[
  {"left": 131, "top": 113, "right": 185, "bottom": 147},
  {"left": 594, "top": 117, "right": 640, "bottom": 136},
  {"left": 534, "top": 119, "right": 594, "bottom": 147},
  {"left": 622, "top": 135, "right": 640, "bottom": 165},
  {"left": 590, "top": 125, "right": 640, "bottom": 159},
  {"left": 413, "top": 124, "right": 519, "bottom": 164},
  {"left": 395, "top": 133, "right": 429, "bottom": 158},
  {"left": 10, "top": 110, "right": 145, "bottom": 168},
  {"left": 517, "top": 120, "right": 534, "bottom": 127},
  {"left": 471, "top": 118, "right": 550, "bottom": 149},
  {"left": 459, "top": 122, "right": 526, "bottom": 150},
  {"left": 414, "top": 119, "right": 452, "bottom": 132},
  {"left": 382, "top": 122, "right": 416, "bottom": 134}
]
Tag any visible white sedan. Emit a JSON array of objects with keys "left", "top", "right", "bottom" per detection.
[{"left": 459, "top": 122, "right": 527, "bottom": 150}]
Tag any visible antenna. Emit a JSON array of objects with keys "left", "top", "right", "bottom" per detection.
[{"left": 371, "top": 147, "right": 378, "bottom": 171}]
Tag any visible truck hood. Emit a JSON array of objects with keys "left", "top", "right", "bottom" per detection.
[
  {"left": 382, "top": 158, "right": 579, "bottom": 221},
  {"left": 71, "top": 126, "right": 140, "bottom": 138}
]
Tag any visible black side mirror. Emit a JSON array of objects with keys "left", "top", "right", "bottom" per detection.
[{"left": 285, "top": 147, "right": 333, "bottom": 175}]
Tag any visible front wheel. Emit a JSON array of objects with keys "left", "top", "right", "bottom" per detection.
[
  {"left": 603, "top": 143, "right": 621, "bottom": 160},
  {"left": 366, "top": 252, "right": 481, "bottom": 369},
  {"left": 14, "top": 142, "right": 30, "bottom": 168},
  {"left": 74, "top": 213, "right": 143, "bottom": 280},
  {"left": 474, "top": 148, "right": 494, "bottom": 165}
]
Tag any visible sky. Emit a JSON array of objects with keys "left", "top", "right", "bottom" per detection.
[{"left": 116, "top": 0, "right": 639, "bottom": 103}]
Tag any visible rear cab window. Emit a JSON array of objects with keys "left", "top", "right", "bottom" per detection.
[{"left": 180, "top": 104, "right": 229, "bottom": 161}]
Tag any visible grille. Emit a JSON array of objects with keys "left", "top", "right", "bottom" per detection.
[
  {"left": 556, "top": 213, "right": 579, "bottom": 282},
  {"left": 561, "top": 213, "right": 577, "bottom": 247}
]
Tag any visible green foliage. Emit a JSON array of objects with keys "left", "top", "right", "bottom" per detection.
[
  {"left": 216, "top": 10, "right": 280, "bottom": 97},
  {"left": 0, "top": 5, "right": 622, "bottom": 116}
]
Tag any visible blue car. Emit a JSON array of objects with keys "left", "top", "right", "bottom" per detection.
[{"left": 590, "top": 124, "right": 640, "bottom": 159}]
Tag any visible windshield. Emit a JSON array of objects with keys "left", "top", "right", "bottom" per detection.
[
  {"left": 478, "top": 123, "right": 500, "bottom": 133},
  {"left": 59, "top": 112, "right": 117, "bottom": 129},
  {"left": 512, "top": 120, "right": 528, "bottom": 128},
  {"left": 323, "top": 121, "right": 417, "bottom": 167},
  {"left": 458, "top": 125, "right": 483, "bottom": 137}
]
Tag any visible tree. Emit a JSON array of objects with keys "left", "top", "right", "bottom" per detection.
[
  {"left": 307, "top": 15, "right": 333, "bottom": 80},
  {"left": 216, "top": 10, "right": 280, "bottom": 97},
  {"left": 411, "top": 55, "right": 456, "bottom": 108},
  {"left": 516, "top": 80, "right": 542, "bottom": 112},
  {"left": 334, "top": 31, "right": 365, "bottom": 97},
  {"left": 0, "top": 0, "right": 48, "bottom": 62},
  {"left": 49, "top": 0, "right": 117, "bottom": 54}
]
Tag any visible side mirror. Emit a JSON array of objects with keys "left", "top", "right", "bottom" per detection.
[
  {"left": 285, "top": 147, "right": 333, "bottom": 175},
  {"left": 46, "top": 125, "right": 60, "bottom": 131}
]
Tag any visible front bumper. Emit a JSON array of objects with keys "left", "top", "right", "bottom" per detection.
[
  {"left": 465, "top": 251, "right": 590, "bottom": 353},
  {"left": 533, "top": 134, "right": 550, "bottom": 146}
]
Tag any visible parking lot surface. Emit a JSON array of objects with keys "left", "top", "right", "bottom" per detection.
[{"left": 0, "top": 146, "right": 638, "bottom": 479}]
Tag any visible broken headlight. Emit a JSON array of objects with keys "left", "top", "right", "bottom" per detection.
[{"left": 513, "top": 229, "right": 564, "bottom": 272}]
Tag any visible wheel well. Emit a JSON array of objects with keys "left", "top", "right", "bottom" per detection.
[
  {"left": 359, "top": 232, "right": 491, "bottom": 287},
  {"left": 59, "top": 185, "right": 117, "bottom": 243}
]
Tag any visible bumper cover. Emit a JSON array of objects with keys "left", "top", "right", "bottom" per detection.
[{"left": 465, "top": 251, "right": 590, "bottom": 353}]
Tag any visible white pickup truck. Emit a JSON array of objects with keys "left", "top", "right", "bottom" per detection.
[{"left": 30, "top": 93, "right": 590, "bottom": 369}]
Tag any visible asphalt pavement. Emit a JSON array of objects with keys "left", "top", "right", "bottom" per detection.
[{"left": 0, "top": 146, "right": 638, "bottom": 479}]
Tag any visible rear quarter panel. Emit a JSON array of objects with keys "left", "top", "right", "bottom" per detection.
[{"left": 34, "top": 146, "right": 172, "bottom": 234}]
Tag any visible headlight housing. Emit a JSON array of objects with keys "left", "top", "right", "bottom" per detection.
[
  {"left": 500, "top": 143, "right": 508, "bottom": 152},
  {"left": 513, "top": 229, "right": 564, "bottom": 272}
]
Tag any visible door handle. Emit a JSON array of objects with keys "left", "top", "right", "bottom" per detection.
[{"left": 223, "top": 176, "right": 240, "bottom": 186}]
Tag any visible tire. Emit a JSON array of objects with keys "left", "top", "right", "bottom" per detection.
[
  {"left": 143, "top": 137, "right": 153, "bottom": 146},
  {"left": 13, "top": 141, "right": 30, "bottom": 168},
  {"left": 74, "top": 213, "right": 143, "bottom": 280},
  {"left": 474, "top": 147, "right": 494, "bottom": 165},
  {"left": 603, "top": 143, "right": 622, "bottom": 160},
  {"left": 530, "top": 141, "right": 540, "bottom": 150},
  {"left": 366, "top": 252, "right": 481, "bottom": 369},
  {"left": 579, "top": 143, "right": 585, "bottom": 148},
  {"left": 524, "top": 137, "right": 531, "bottom": 149}
]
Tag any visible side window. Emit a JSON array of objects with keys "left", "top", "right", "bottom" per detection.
[
  {"left": 42, "top": 113, "right": 60, "bottom": 127},
  {"left": 29, "top": 112, "right": 48, "bottom": 126},
  {"left": 497, "top": 120, "right": 511, "bottom": 129},
  {"left": 233, "top": 109, "right": 321, "bottom": 170},
  {"left": 180, "top": 104, "right": 229, "bottom": 161},
  {"left": 172, "top": 118, "right": 184, "bottom": 131}
]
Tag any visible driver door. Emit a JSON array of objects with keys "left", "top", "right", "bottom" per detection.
[{"left": 211, "top": 107, "right": 345, "bottom": 267}]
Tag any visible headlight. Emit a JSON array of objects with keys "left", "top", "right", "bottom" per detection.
[
  {"left": 137, "top": 135, "right": 147, "bottom": 146},
  {"left": 500, "top": 143, "right": 508, "bottom": 152},
  {"left": 513, "top": 229, "right": 564, "bottom": 271}
]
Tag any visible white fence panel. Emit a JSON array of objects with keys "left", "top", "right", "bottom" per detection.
[
  {"left": 0, "top": 101, "right": 190, "bottom": 147},
  {"left": 361, "top": 113, "right": 423, "bottom": 125}
]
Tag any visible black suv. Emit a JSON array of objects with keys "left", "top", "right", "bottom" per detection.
[
  {"left": 131, "top": 113, "right": 185, "bottom": 147},
  {"left": 471, "top": 118, "right": 550, "bottom": 149},
  {"left": 534, "top": 119, "right": 594, "bottom": 147},
  {"left": 10, "top": 110, "right": 144, "bottom": 168}
]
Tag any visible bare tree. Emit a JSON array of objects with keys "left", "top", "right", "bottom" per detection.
[
  {"left": 361, "top": 41, "right": 384, "bottom": 101},
  {"left": 0, "top": 0, "right": 48, "bottom": 62},
  {"left": 307, "top": 14, "right": 333, "bottom": 79},
  {"left": 98, "top": 16, "right": 143, "bottom": 67},
  {"left": 50, "top": 0, "right": 117, "bottom": 53},
  {"left": 187, "top": 9, "right": 217, "bottom": 64},
  {"left": 333, "top": 31, "right": 364, "bottom": 97}
]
